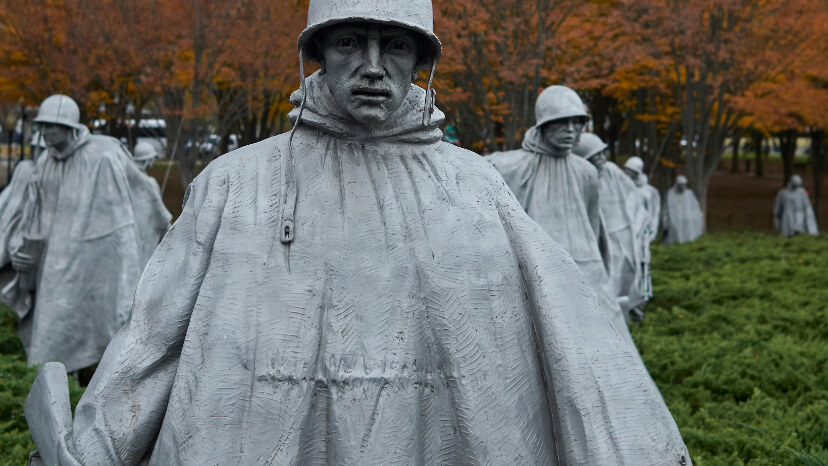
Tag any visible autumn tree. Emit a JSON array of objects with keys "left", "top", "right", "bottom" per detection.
[{"left": 434, "top": 0, "right": 582, "bottom": 151}]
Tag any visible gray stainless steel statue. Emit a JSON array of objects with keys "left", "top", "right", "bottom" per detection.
[
  {"left": 662, "top": 175, "right": 704, "bottom": 244},
  {"left": 25, "top": 2, "right": 691, "bottom": 464},
  {"left": 487, "top": 86, "right": 632, "bottom": 344},
  {"left": 0, "top": 94, "right": 167, "bottom": 375},
  {"left": 132, "top": 141, "right": 159, "bottom": 172},
  {"left": 575, "top": 133, "right": 648, "bottom": 321},
  {"left": 623, "top": 156, "right": 660, "bottom": 296},
  {"left": 774, "top": 174, "right": 818, "bottom": 237},
  {"left": 129, "top": 142, "right": 172, "bottom": 264}
]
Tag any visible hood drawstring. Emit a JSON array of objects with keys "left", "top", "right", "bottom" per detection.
[
  {"left": 281, "top": 49, "right": 307, "bottom": 244},
  {"left": 423, "top": 60, "right": 437, "bottom": 127}
]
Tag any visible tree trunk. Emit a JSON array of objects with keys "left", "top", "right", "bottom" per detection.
[
  {"left": 730, "top": 130, "right": 742, "bottom": 173},
  {"left": 751, "top": 131, "right": 764, "bottom": 177},
  {"left": 779, "top": 129, "right": 797, "bottom": 186},
  {"left": 812, "top": 128, "right": 824, "bottom": 227}
]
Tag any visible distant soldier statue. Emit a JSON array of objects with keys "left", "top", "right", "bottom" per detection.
[
  {"left": 24, "top": 2, "right": 690, "bottom": 465},
  {"left": 131, "top": 141, "right": 159, "bottom": 172},
  {"left": 575, "top": 133, "right": 648, "bottom": 321},
  {"left": 0, "top": 95, "right": 166, "bottom": 382},
  {"left": 129, "top": 142, "right": 172, "bottom": 263},
  {"left": 774, "top": 174, "right": 818, "bottom": 237},
  {"left": 623, "top": 156, "right": 661, "bottom": 294},
  {"left": 662, "top": 175, "right": 705, "bottom": 244},
  {"left": 487, "top": 86, "right": 633, "bottom": 344}
]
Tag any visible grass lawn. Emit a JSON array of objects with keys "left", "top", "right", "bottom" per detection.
[{"left": 0, "top": 232, "right": 824, "bottom": 465}]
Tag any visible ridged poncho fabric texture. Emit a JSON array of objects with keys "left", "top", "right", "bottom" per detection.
[
  {"left": 0, "top": 132, "right": 170, "bottom": 372},
  {"left": 774, "top": 187, "right": 818, "bottom": 237},
  {"left": 58, "top": 75, "right": 690, "bottom": 465},
  {"left": 662, "top": 186, "right": 704, "bottom": 245},
  {"left": 486, "top": 132, "right": 631, "bottom": 345},
  {"left": 597, "top": 162, "right": 647, "bottom": 306}
]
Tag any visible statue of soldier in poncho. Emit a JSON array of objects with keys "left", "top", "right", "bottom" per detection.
[
  {"left": 0, "top": 95, "right": 168, "bottom": 377},
  {"left": 24, "top": 2, "right": 691, "bottom": 464},
  {"left": 129, "top": 142, "right": 172, "bottom": 263},
  {"left": 623, "top": 156, "right": 661, "bottom": 296},
  {"left": 487, "top": 86, "right": 632, "bottom": 344},
  {"left": 662, "top": 175, "right": 704, "bottom": 244},
  {"left": 575, "top": 133, "right": 648, "bottom": 321},
  {"left": 774, "top": 174, "right": 818, "bottom": 237}
]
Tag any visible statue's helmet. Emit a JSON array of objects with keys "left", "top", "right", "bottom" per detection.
[
  {"left": 573, "top": 132, "right": 608, "bottom": 159},
  {"left": 789, "top": 174, "right": 802, "bottom": 187},
  {"left": 297, "top": 0, "right": 442, "bottom": 71},
  {"left": 33, "top": 94, "right": 84, "bottom": 130},
  {"left": 676, "top": 175, "right": 688, "bottom": 185},
  {"left": 133, "top": 142, "right": 158, "bottom": 161},
  {"left": 534, "top": 85, "right": 589, "bottom": 128},
  {"left": 624, "top": 156, "right": 645, "bottom": 175}
]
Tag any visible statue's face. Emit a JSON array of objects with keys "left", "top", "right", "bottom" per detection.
[
  {"left": 319, "top": 23, "right": 420, "bottom": 126},
  {"left": 790, "top": 177, "right": 802, "bottom": 189},
  {"left": 541, "top": 117, "right": 585, "bottom": 154},
  {"left": 41, "top": 123, "right": 74, "bottom": 151},
  {"left": 589, "top": 151, "right": 607, "bottom": 172},
  {"left": 623, "top": 167, "right": 639, "bottom": 182}
]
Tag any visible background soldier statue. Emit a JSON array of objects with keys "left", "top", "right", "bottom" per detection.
[
  {"left": 662, "top": 175, "right": 705, "bottom": 244},
  {"left": 774, "top": 174, "right": 818, "bottom": 237},
  {"left": 0, "top": 95, "right": 166, "bottom": 383},
  {"left": 129, "top": 142, "right": 172, "bottom": 264},
  {"left": 25, "top": 2, "right": 690, "bottom": 464},
  {"left": 575, "top": 132, "right": 649, "bottom": 322},
  {"left": 487, "top": 85, "right": 633, "bottom": 345}
]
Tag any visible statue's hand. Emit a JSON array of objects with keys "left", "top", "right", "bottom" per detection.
[
  {"left": 11, "top": 251, "right": 35, "bottom": 273},
  {"left": 629, "top": 306, "right": 645, "bottom": 325}
]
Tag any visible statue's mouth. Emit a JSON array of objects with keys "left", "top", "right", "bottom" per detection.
[{"left": 352, "top": 87, "right": 392, "bottom": 103}]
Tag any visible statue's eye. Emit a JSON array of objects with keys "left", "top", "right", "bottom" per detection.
[
  {"left": 337, "top": 37, "right": 358, "bottom": 49},
  {"left": 386, "top": 39, "right": 412, "bottom": 53}
]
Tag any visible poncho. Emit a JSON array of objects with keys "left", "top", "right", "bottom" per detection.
[
  {"left": 57, "top": 73, "right": 690, "bottom": 465},
  {"left": 774, "top": 187, "right": 818, "bottom": 237},
  {"left": 597, "top": 162, "right": 647, "bottom": 307},
  {"left": 125, "top": 167, "right": 172, "bottom": 265},
  {"left": 0, "top": 160, "right": 39, "bottom": 342},
  {"left": 486, "top": 130, "right": 629, "bottom": 342},
  {"left": 662, "top": 185, "right": 704, "bottom": 244},
  {"left": 0, "top": 130, "right": 164, "bottom": 372},
  {"left": 0, "top": 160, "right": 37, "bottom": 266}
]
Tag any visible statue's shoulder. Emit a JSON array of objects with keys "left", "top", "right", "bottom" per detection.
[
  {"left": 486, "top": 148, "right": 529, "bottom": 166},
  {"left": 194, "top": 135, "right": 284, "bottom": 185},
  {"left": 436, "top": 142, "right": 508, "bottom": 182},
  {"left": 83, "top": 135, "right": 130, "bottom": 164}
]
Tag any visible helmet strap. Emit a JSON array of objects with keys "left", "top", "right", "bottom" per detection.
[
  {"left": 422, "top": 59, "right": 436, "bottom": 128},
  {"left": 281, "top": 48, "right": 307, "bottom": 245}
]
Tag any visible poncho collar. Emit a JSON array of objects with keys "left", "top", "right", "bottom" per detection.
[
  {"left": 288, "top": 71, "right": 444, "bottom": 145},
  {"left": 521, "top": 126, "right": 568, "bottom": 158},
  {"left": 48, "top": 126, "right": 91, "bottom": 161}
]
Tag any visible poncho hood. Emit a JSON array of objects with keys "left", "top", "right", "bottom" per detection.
[{"left": 288, "top": 71, "right": 444, "bottom": 145}]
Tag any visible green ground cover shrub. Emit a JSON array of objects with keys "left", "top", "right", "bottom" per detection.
[
  {"left": 635, "top": 233, "right": 827, "bottom": 465},
  {"left": 0, "top": 232, "right": 823, "bottom": 464},
  {"left": 0, "top": 307, "right": 83, "bottom": 465}
]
